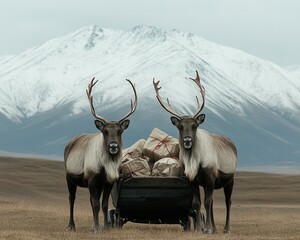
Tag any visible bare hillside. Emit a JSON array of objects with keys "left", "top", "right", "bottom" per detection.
[{"left": 0, "top": 156, "right": 299, "bottom": 240}]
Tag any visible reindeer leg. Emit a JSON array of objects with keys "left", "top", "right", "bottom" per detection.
[
  {"left": 191, "top": 182, "right": 204, "bottom": 232},
  {"left": 102, "top": 183, "right": 113, "bottom": 230},
  {"left": 211, "top": 199, "right": 217, "bottom": 233},
  {"left": 223, "top": 178, "right": 234, "bottom": 233},
  {"left": 88, "top": 176, "right": 103, "bottom": 233},
  {"left": 203, "top": 183, "right": 214, "bottom": 234},
  {"left": 66, "top": 177, "right": 77, "bottom": 232}
]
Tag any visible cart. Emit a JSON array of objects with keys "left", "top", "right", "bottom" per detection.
[{"left": 108, "top": 176, "right": 196, "bottom": 230}]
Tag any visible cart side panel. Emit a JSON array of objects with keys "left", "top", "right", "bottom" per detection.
[{"left": 112, "top": 177, "right": 193, "bottom": 222}]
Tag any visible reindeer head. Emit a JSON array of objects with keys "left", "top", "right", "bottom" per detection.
[
  {"left": 153, "top": 71, "right": 205, "bottom": 150},
  {"left": 87, "top": 78, "right": 137, "bottom": 155}
]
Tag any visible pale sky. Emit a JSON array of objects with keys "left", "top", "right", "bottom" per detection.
[{"left": 0, "top": 0, "right": 299, "bottom": 66}]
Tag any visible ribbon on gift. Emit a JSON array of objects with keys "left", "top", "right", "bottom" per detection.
[
  {"left": 123, "top": 149, "right": 144, "bottom": 159},
  {"left": 123, "top": 150, "right": 134, "bottom": 159},
  {"left": 122, "top": 158, "right": 150, "bottom": 177},
  {"left": 150, "top": 135, "right": 174, "bottom": 159}
]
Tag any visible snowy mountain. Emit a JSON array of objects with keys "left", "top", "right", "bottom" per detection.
[
  {"left": 0, "top": 25, "right": 300, "bottom": 172},
  {"left": 287, "top": 65, "right": 300, "bottom": 83},
  {"left": 0, "top": 55, "right": 13, "bottom": 65}
]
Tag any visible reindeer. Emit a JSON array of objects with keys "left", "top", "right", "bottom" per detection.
[
  {"left": 153, "top": 71, "right": 237, "bottom": 234},
  {"left": 64, "top": 78, "right": 137, "bottom": 233}
]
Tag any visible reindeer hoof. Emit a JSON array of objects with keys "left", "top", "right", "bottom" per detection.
[
  {"left": 102, "top": 224, "right": 111, "bottom": 231},
  {"left": 223, "top": 228, "right": 230, "bottom": 234},
  {"left": 91, "top": 225, "right": 100, "bottom": 233},
  {"left": 203, "top": 228, "right": 213, "bottom": 234},
  {"left": 67, "top": 224, "right": 76, "bottom": 232}
]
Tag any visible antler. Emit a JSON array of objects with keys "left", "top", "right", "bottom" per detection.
[
  {"left": 153, "top": 78, "right": 181, "bottom": 118},
  {"left": 118, "top": 79, "right": 138, "bottom": 123},
  {"left": 189, "top": 70, "right": 206, "bottom": 118},
  {"left": 86, "top": 77, "right": 108, "bottom": 123},
  {"left": 86, "top": 78, "right": 138, "bottom": 123}
]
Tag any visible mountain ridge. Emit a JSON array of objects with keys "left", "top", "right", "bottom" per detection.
[
  {"left": 0, "top": 25, "right": 299, "bottom": 122},
  {"left": 0, "top": 25, "right": 299, "bottom": 171}
]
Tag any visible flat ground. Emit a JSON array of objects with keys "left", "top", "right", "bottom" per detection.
[{"left": 0, "top": 156, "right": 299, "bottom": 240}]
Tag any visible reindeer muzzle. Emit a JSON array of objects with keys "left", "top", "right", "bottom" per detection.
[
  {"left": 109, "top": 142, "right": 119, "bottom": 155},
  {"left": 183, "top": 136, "right": 193, "bottom": 149}
]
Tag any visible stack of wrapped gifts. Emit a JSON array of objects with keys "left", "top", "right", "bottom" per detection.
[{"left": 121, "top": 128, "right": 183, "bottom": 178}]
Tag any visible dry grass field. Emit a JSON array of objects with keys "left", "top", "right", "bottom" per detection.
[{"left": 0, "top": 156, "right": 300, "bottom": 240}]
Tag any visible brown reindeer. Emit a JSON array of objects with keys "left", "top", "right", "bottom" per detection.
[
  {"left": 153, "top": 71, "right": 237, "bottom": 234},
  {"left": 64, "top": 78, "right": 137, "bottom": 233}
]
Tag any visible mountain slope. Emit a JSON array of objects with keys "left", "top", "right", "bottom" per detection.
[
  {"left": 1, "top": 25, "right": 299, "bottom": 122},
  {"left": 0, "top": 25, "right": 299, "bottom": 171},
  {"left": 287, "top": 65, "right": 300, "bottom": 84}
]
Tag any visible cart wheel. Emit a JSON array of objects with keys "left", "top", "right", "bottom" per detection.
[
  {"left": 189, "top": 210, "right": 205, "bottom": 232},
  {"left": 182, "top": 216, "right": 193, "bottom": 231},
  {"left": 114, "top": 210, "right": 124, "bottom": 228},
  {"left": 108, "top": 209, "right": 116, "bottom": 228},
  {"left": 115, "top": 215, "right": 124, "bottom": 228}
]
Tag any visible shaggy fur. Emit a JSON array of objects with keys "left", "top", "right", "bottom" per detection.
[
  {"left": 180, "top": 129, "right": 237, "bottom": 181},
  {"left": 64, "top": 133, "right": 122, "bottom": 183}
]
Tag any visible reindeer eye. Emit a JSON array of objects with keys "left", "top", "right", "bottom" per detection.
[
  {"left": 117, "top": 129, "right": 123, "bottom": 135},
  {"left": 192, "top": 124, "right": 197, "bottom": 130},
  {"left": 179, "top": 125, "right": 183, "bottom": 130}
]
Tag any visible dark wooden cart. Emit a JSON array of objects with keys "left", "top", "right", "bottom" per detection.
[{"left": 108, "top": 176, "right": 196, "bottom": 230}]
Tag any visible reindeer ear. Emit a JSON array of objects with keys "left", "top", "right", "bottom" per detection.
[
  {"left": 195, "top": 114, "right": 205, "bottom": 126},
  {"left": 94, "top": 120, "right": 106, "bottom": 131},
  {"left": 170, "top": 116, "right": 180, "bottom": 128},
  {"left": 120, "top": 119, "right": 130, "bottom": 130}
]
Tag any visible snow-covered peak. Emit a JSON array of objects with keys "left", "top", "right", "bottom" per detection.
[
  {"left": 131, "top": 25, "right": 168, "bottom": 41},
  {"left": 287, "top": 64, "right": 300, "bottom": 83},
  {"left": 0, "top": 25, "right": 299, "bottom": 123},
  {"left": 287, "top": 64, "right": 300, "bottom": 71},
  {"left": 0, "top": 55, "right": 13, "bottom": 61}
]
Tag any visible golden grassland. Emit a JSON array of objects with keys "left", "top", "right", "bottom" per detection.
[{"left": 0, "top": 156, "right": 300, "bottom": 240}]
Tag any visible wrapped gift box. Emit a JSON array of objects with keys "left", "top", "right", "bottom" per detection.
[
  {"left": 143, "top": 128, "right": 179, "bottom": 162},
  {"left": 121, "top": 157, "right": 151, "bottom": 177},
  {"left": 123, "top": 139, "right": 146, "bottom": 159},
  {"left": 151, "top": 157, "right": 184, "bottom": 177}
]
